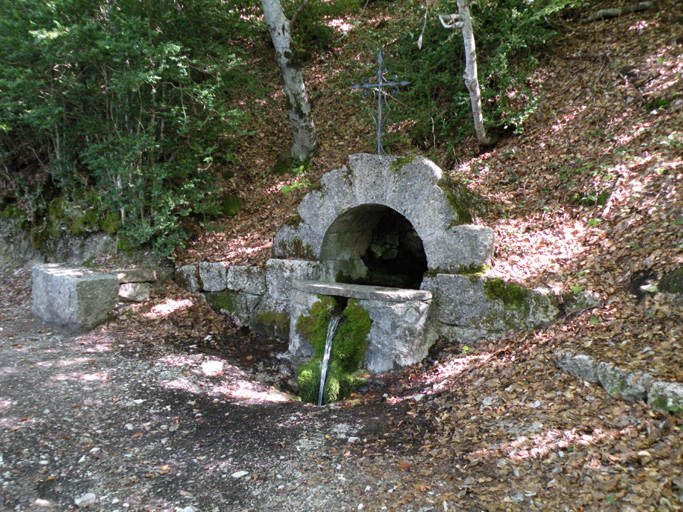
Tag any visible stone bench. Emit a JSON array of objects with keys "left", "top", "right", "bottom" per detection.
[{"left": 32, "top": 264, "right": 119, "bottom": 331}]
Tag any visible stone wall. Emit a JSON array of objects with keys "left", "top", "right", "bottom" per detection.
[
  {"left": 176, "top": 259, "right": 322, "bottom": 339},
  {"left": 421, "top": 274, "right": 560, "bottom": 344}
]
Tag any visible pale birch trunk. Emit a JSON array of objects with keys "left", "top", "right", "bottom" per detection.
[
  {"left": 456, "top": 0, "right": 491, "bottom": 146},
  {"left": 260, "top": 0, "right": 318, "bottom": 161}
]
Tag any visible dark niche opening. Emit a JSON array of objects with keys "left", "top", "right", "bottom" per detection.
[
  {"left": 320, "top": 205, "right": 428, "bottom": 289},
  {"left": 359, "top": 210, "right": 427, "bottom": 289}
]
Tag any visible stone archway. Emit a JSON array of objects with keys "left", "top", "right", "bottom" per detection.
[{"left": 273, "top": 153, "right": 494, "bottom": 280}]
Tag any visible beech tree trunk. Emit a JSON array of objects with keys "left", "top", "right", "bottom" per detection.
[
  {"left": 260, "top": 0, "right": 318, "bottom": 161},
  {"left": 456, "top": 0, "right": 491, "bottom": 146}
]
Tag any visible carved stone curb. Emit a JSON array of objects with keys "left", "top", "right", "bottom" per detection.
[{"left": 555, "top": 350, "right": 683, "bottom": 414}]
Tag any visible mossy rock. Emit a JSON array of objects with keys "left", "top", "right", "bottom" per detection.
[
  {"left": 252, "top": 309, "right": 290, "bottom": 339},
  {"left": 220, "top": 195, "right": 242, "bottom": 217},
  {"left": 297, "top": 359, "right": 364, "bottom": 405},
  {"left": 205, "top": 290, "right": 238, "bottom": 313},
  {"left": 276, "top": 237, "right": 316, "bottom": 261},
  {"left": 659, "top": 268, "right": 683, "bottom": 295},
  {"left": 70, "top": 208, "right": 100, "bottom": 235}
]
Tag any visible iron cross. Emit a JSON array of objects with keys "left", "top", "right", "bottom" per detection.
[{"left": 351, "top": 50, "right": 410, "bottom": 155}]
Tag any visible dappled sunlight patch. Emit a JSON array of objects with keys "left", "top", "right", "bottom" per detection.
[
  {"left": 0, "top": 398, "right": 14, "bottom": 412},
  {"left": 0, "top": 415, "right": 40, "bottom": 430},
  {"left": 0, "top": 366, "right": 19, "bottom": 377},
  {"left": 144, "top": 299, "right": 194, "bottom": 320},
  {"left": 427, "top": 353, "right": 494, "bottom": 394},
  {"left": 37, "top": 357, "right": 91, "bottom": 368},
  {"left": 327, "top": 18, "right": 355, "bottom": 33},
  {"left": 160, "top": 377, "right": 203, "bottom": 395},
  {"left": 210, "top": 380, "right": 292, "bottom": 404},
  {"left": 551, "top": 105, "right": 586, "bottom": 133},
  {"left": 468, "top": 427, "right": 610, "bottom": 462}
]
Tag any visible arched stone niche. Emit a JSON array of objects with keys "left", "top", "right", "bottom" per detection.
[{"left": 274, "top": 154, "right": 494, "bottom": 286}]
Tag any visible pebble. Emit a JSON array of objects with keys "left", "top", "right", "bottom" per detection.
[
  {"left": 75, "top": 492, "right": 97, "bottom": 507},
  {"left": 231, "top": 470, "right": 249, "bottom": 479}
]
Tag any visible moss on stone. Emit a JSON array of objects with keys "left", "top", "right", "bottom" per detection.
[
  {"left": 284, "top": 214, "right": 303, "bottom": 228},
  {"left": 390, "top": 154, "right": 417, "bottom": 174},
  {"left": 437, "top": 177, "right": 488, "bottom": 225},
  {"left": 70, "top": 208, "right": 100, "bottom": 235},
  {"left": 205, "top": 290, "right": 238, "bottom": 313},
  {"left": 455, "top": 263, "right": 487, "bottom": 275},
  {"left": 659, "top": 268, "right": 683, "bottom": 294},
  {"left": 296, "top": 297, "right": 371, "bottom": 404},
  {"left": 483, "top": 278, "right": 529, "bottom": 310},
  {"left": 277, "top": 237, "right": 316, "bottom": 260},
  {"left": 252, "top": 310, "right": 290, "bottom": 338}
]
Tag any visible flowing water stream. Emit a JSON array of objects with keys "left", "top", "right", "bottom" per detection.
[{"left": 318, "top": 315, "right": 341, "bottom": 406}]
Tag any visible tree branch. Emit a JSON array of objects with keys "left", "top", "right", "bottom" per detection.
[{"left": 290, "top": 0, "right": 311, "bottom": 28}]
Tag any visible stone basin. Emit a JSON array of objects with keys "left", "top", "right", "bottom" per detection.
[{"left": 288, "top": 279, "right": 434, "bottom": 373}]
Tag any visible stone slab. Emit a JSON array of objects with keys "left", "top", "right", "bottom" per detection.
[
  {"left": 32, "top": 264, "right": 119, "bottom": 331},
  {"left": 648, "top": 381, "right": 683, "bottom": 414},
  {"left": 115, "top": 268, "right": 157, "bottom": 283},
  {"left": 292, "top": 279, "right": 432, "bottom": 302}
]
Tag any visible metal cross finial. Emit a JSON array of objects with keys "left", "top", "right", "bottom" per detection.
[{"left": 351, "top": 50, "right": 410, "bottom": 155}]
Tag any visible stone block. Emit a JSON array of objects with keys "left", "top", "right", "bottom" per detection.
[
  {"left": 115, "top": 268, "right": 157, "bottom": 283},
  {"left": 118, "top": 282, "right": 151, "bottom": 302},
  {"left": 265, "top": 259, "right": 322, "bottom": 302},
  {"left": 176, "top": 265, "right": 200, "bottom": 292},
  {"left": 597, "top": 362, "right": 653, "bottom": 402},
  {"left": 198, "top": 261, "right": 227, "bottom": 292},
  {"left": 422, "top": 274, "right": 560, "bottom": 342},
  {"left": 289, "top": 280, "right": 434, "bottom": 373},
  {"left": 555, "top": 353, "right": 600, "bottom": 383},
  {"left": 226, "top": 265, "right": 267, "bottom": 295},
  {"left": 648, "top": 381, "right": 683, "bottom": 414},
  {"left": 32, "top": 264, "right": 119, "bottom": 331}
]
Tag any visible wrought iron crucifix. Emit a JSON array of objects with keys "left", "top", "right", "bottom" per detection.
[{"left": 351, "top": 50, "right": 410, "bottom": 155}]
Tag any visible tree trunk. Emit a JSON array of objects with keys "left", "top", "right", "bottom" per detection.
[
  {"left": 260, "top": 0, "right": 318, "bottom": 161},
  {"left": 457, "top": 0, "right": 491, "bottom": 146}
]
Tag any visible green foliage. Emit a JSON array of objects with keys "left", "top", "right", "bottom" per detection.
[
  {"left": 296, "top": 297, "right": 371, "bottom": 404},
  {"left": 394, "top": 0, "right": 565, "bottom": 145},
  {"left": 288, "top": 0, "right": 359, "bottom": 63},
  {"left": 0, "top": 0, "right": 252, "bottom": 256}
]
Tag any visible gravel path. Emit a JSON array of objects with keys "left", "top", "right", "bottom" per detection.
[{"left": 0, "top": 270, "right": 435, "bottom": 512}]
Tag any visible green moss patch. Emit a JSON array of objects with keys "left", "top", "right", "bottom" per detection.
[
  {"left": 483, "top": 278, "right": 529, "bottom": 310},
  {"left": 205, "top": 290, "right": 238, "bottom": 313},
  {"left": 296, "top": 297, "right": 371, "bottom": 404},
  {"left": 252, "top": 310, "right": 290, "bottom": 339},
  {"left": 437, "top": 177, "right": 488, "bottom": 224},
  {"left": 277, "top": 237, "right": 316, "bottom": 260},
  {"left": 659, "top": 268, "right": 683, "bottom": 294}
]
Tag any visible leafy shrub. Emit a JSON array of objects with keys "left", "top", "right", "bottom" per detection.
[{"left": 0, "top": 0, "right": 251, "bottom": 256}]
